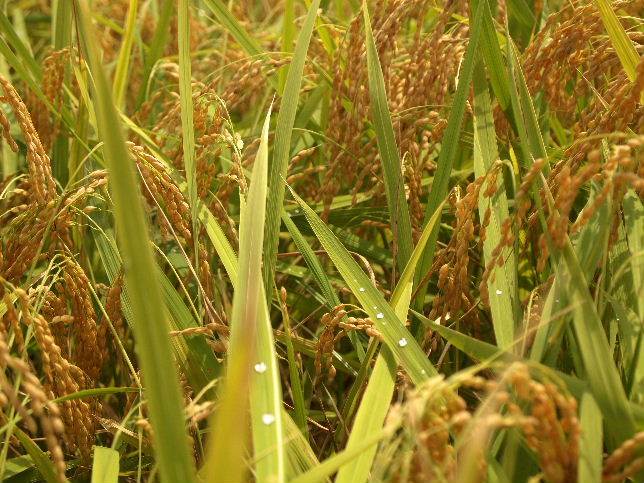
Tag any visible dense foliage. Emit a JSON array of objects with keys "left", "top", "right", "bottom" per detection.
[{"left": 1, "top": 0, "right": 644, "bottom": 482}]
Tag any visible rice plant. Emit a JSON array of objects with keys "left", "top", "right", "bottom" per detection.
[{"left": 0, "top": 0, "right": 643, "bottom": 482}]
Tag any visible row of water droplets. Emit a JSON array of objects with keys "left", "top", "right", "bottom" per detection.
[
  {"left": 358, "top": 282, "right": 408, "bottom": 348},
  {"left": 252, "top": 362, "right": 275, "bottom": 425}
]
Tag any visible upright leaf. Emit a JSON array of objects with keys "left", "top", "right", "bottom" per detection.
[
  {"left": 75, "top": 2, "right": 196, "bottom": 482},
  {"left": 363, "top": 1, "right": 413, "bottom": 272},
  {"left": 472, "top": 60, "right": 517, "bottom": 350},
  {"left": 91, "top": 447, "right": 119, "bottom": 483},
  {"left": 578, "top": 393, "right": 603, "bottom": 483},
  {"left": 136, "top": 0, "right": 173, "bottom": 106},
  {"left": 263, "top": 0, "right": 321, "bottom": 297},
  {"left": 112, "top": 0, "right": 138, "bottom": 108},
  {"left": 205, "top": 108, "right": 285, "bottom": 483},
  {"left": 593, "top": 0, "right": 640, "bottom": 83},
  {"left": 202, "top": 0, "right": 264, "bottom": 57},
  {"left": 178, "top": 0, "right": 200, "bottom": 277}
]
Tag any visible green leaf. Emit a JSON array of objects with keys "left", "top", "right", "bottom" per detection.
[
  {"left": 0, "top": 13, "right": 41, "bottom": 81},
  {"left": 279, "top": 0, "right": 295, "bottom": 92},
  {"left": 201, "top": 0, "right": 264, "bottom": 57},
  {"left": 178, "top": 0, "right": 200, "bottom": 280},
  {"left": 557, "top": 238, "right": 636, "bottom": 444},
  {"left": 283, "top": 211, "right": 340, "bottom": 309},
  {"left": 198, "top": 198, "right": 239, "bottom": 285},
  {"left": 136, "top": 0, "right": 173, "bottom": 107},
  {"left": 290, "top": 429, "right": 390, "bottom": 483},
  {"left": 3, "top": 454, "right": 33, "bottom": 480},
  {"left": 91, "top": 447, "right": 119, "bottom": 483},
  {"left": 472, "top": 60, "right": 517, "bottom": 350},
  {"left": 578, "top": 393, "right": 603, "bottom": 483},
  {"left": 75, "top": 2, "right": 196, "bottom": 482},
  {"left": 251, "top": 293, "right": 286, "bottom": 481},
  {"left": 205, "top": 108, "right": 285, "bottom": 483},
  {"left": 624, "top": 190, "right": 644, "bottom": 319},
  {"left": 53, "top": 387, "right": 140, "bottom": 403},
  {"left": 13, "top": 427, "right": 64, "bottom": 483},
  {"left": 280, "top": 290, "right": 308, "bottom": 435},
  {"left": 333, "top": 348, "right": 395, "bottom": 483},
  {"left": 363, "top": 1, "right": 413, "bottom": 272},
  {"left": 473, "top": 0, "right": 511, "bottom": 111},
  {"left": 593, "top": 0, "right": 641, "bottom": 83},
  {"left": 263, "top": 0, "right": 321, "bottom": 297},
  {"left": 624, "top": 191, "right": 644, "bottom": 390},
  {"left": 414, "top": 310, "right": 509, "bottom": 363},
  {"left": 112, "top": 0, "right": 138, "bottom": 108},
  {"left": 249, "top": 109, "right": 285, "bottom": 483},
  {"left": 506, "top": 35, "right": 547, "bottom": 166},
  {"left": 333, "top": 205, "right": 448, "bottom": 483},
  {"left": 291, "top": 188, "right": 435, "bottom": 384}
]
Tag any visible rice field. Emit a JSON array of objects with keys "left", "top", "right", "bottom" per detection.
[{"left": 0, "top": 0, "right": 644, "bottom": 482}]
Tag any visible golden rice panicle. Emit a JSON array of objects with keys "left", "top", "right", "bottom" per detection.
[
  {"left": 320, "top": 0, "right": 460, "bottom": 219},
  {"left": 0, "top": 105, "right": 18, "bottom": 153},
  {"left": 319, "top": 15, "right": 367, "bottom": 216},
  {"left": 0, "top": 331, "right": 67, "bottom": 482},
  {"left": 382, "top": 375, "right": 479, "bottom": 482},
  {"left": 396, "top": 0, "right": 467, "bottom": 112},
  {"left": 216, "top": 57, "right": 284, "bottom": 114},
  {"left": 565, "top": 58, "right": 644, "bottom": 169},
  {"left": 320, "top": 0, "right": 403, "bottom": 216},
  {"left": 0, "top": 74, "right": 56, "bottom": 204},
  {"left": 480, "top": 157, "right": 547, "bottom": 303},
  {"left": 315, "top": 305, "right": 348, "bottom": 382},
  {"left": 315, "top": 301, "right": 385, "bottom": 383},
  {"left": 1, "top": 292, "right": 25, "bottom": 353},
  {"left": 522, "top": 1, "right": 603, "bottom": 120},
  {"left": 131, "top": 143, "right": 214, "bottom": 300},
  {"left": 62, "top": 258, "right": 104, "bottom": 381},
  {"left": 99, "top": 273, "right": 125, "bottom": 344},
  {"left": 505, "top": 364, "right": 580, "bottom": 483},
  {"left": 0, "top": 202, "right": 55, "bottom": 282},
  {"left": 0, "top": 170, "right": 106, "bottom": 283},
  {"left": 29, "top": 48, "right": 70, "bottom": 152},
  {"left": 16, "top": 289, "right": 97, "bottom": 459},
  {"left": 603, "top": 431, "right": 644, "bottom": 483},
  {"left": 132, "top": 143, "right": 193, "bottom": 245},
  {"left": 429, "top": 169, "right": 500, "bottom": 328}
]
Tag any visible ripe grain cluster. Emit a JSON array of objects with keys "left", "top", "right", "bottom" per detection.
[{"left": 0, "top": 0, "right": 643, "bottom": 482}]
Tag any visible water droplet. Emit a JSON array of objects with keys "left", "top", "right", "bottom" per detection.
[
  {"left": 262, "top": 413, "right": 275, "bottom": 425},
  {"left": 398, "top": 338, "right": 408, "bottom": 347},
  {"left": 376, "top": 312, "right": 384, "bottom": 319},
  {"left": 254, "top": 362, "right": 267, "bottom": 374},
  {"left": 421, "top": 369, "right": 426, "bottom": 375},
  {"left": 495, "top": 289, "right": 503, "bottom": 295},
  {"left": 359, "top": 287, "right": 365, "bottom": 292}
]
